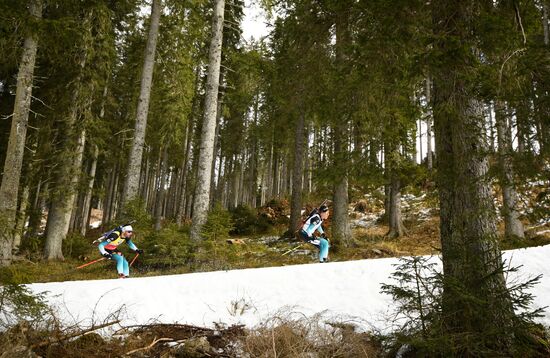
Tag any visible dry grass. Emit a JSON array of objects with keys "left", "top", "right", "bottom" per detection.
[{"left": 239, "top": 313, "right": 382, "bottom": 357}]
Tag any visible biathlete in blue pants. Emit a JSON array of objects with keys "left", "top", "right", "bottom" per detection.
[
  {"left": 98, "top": 225, "right": 143, "bottom": 278},
  {"left": 299, "top": 205, "right": 330, "bottom": 262}
]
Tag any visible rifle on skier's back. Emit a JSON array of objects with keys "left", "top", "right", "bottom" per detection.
[
  {"left": 294, "top": 199, "right": 329, "bottom": 235},
  {"left": 92, "top": 220, "right": 136, "bottom": 245}
]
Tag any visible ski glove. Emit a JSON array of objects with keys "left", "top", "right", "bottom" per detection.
[
  {"left": 102, "top": 253, "right": 112, "bottom": 259},
  {"left": 135, "top": 249, "right": 144, "bottom": 254}
]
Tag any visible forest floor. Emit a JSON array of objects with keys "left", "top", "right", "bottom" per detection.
[{"left": 2, "top": 183, "right": 549, "bottom": 284}]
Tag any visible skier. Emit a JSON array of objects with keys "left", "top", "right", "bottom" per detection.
[
  {"left": 299, "top": 204, "right": 330, "bottom": 262},
  {"left": 98, "top": 225, "right": 143, "bottom": 278}
]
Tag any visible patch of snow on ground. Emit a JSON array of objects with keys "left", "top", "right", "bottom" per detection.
[{"left": 28, "top": 245, "right": 550, "bottom": 334}]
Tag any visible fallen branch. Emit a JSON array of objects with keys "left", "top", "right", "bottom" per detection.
[
  {"left": 31, "top": 320, "right": 121, "bottom": 349},
  {"left": 124, "top": 337, "right": 173, "bottom": 356}
]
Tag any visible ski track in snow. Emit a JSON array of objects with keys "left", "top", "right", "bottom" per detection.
[{"left": 28, "top": 244, "right": 550, "bottom": 333}]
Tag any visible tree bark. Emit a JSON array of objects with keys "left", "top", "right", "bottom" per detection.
[
  {"left": 176, "top": 118, "right": 193, "bottom": 226},
  {"left": 0, "top": 0, "right": 42, "bottom": 266},
  {"left": 122, "top": 0, "right": 162, "bottom": 207},
  {"left": 486, "top": 102, "right": 496, "bottom": 152},
  {"left": 331, "top": 3, "right": 353, "bottom": 246},
  {"left": 190, "top": 0, "right": 225, "bottom": 241},
  {"left": 495, "top": 101, "right": 524, "bottom": 238},
  {"left": 13, "top": 185, "right": 30, "bottom": 252},
  {"left": 289, "top": 110, "right": 306, "bottom": 235},
  {"left": 44, "top": 127, "right": 86, "bottom": 260},
  {"left": 209, "top": 96, "right": 223, "bottom": 207},
  {"left": 45, "top": 11, "right": 92, "bottom": 260},
  {"left": 387, "top": 147, "right": 406, "bottom": 238},
  {"left": 425, "top": 75, "right": 433, "bottom": 170},
  {"left": 514, "top": 100, "right": 531, "bottom": 153},
  {"left": 432, "top": 0, "right": 516, "bottom": 350},
  {"left": 154, "top": 146, "right": 168, "bottom": 231},
  {"left": 79, "top": 144, "right": 98, "bottom": 236}
]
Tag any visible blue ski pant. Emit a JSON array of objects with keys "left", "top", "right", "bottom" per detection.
[
  {"left": 299, "top": 230, "right": 330, "bottom": 262},
  {"left": 112, "top": 254, "right": 130, "bottom": 276}
]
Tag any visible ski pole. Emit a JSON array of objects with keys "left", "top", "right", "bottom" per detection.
[
  {"left": 129, "top": 253, "right": 139, "bottom": 267},
  {"left": 282, "top": 244, "right": 303, "bottom": 256},
  {"left": 76, "top": 257, "right": 106, "bottom": 269}
]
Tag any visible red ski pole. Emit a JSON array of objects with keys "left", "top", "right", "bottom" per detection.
[
  {"left": 130, "top": 253, "right": 140, "bottom": 267},
  {"left": 76, "top": 257, "right": 106, "bottom": 269}
]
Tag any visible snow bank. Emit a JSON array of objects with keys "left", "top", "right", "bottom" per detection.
[{"left": 28, "top": 245, "right": 550, "bottom": 332}]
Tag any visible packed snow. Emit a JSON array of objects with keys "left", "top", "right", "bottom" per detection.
[{"left": 29, "top": 245, "right": 550, "bottom": 333}]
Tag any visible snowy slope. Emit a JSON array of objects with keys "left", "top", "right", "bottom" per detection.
[{"left": 29, "top": 245, "right": 550, "bottom": 332}]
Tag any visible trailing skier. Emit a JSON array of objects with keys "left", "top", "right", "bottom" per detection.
[
  {"left": 298, "top": 204, "right": 330, "bottom": 262},
  {"left": 96, "top": 224, "right": 143, "bottom": 278}
]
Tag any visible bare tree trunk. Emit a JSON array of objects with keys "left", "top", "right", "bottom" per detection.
[
  {"left": 331, "top": 3, "right": 352, "bottom": 246},
  {"left": 28, "top": 180, "right": 48, "bottom": 237},
  {"left": 267, "top": 132, "right": 274, "bottom": 199},
  {"left": 495, "top": 101, "right": 524, "bottom": 238},
  {"left": 139, "top": 147, "right": 149, "bottom": 204},
  {"left": 150, "top": 149, "right": 162, "bottom": 214},
  {"left": 432, "top": 1, "right": 516, "bottom": 349},
  {"left": 13, "top": 185, "right": 30, "bottom": 252},
  {"left": 44, "top": 128, "right": 86, "bottom": 260},
  {"left": 122, "top": 0, "right": 162, "bottom": 206},
  {"left": 383, "top": 141, "right": 391, "bottom": 225},
  {"left": 176, "top": 119, "right": 193, "bottom": 226},
  {"left": 426, "top": 75, "right": 433, "bottom": 170},
  {"left": 103, "top": 165, "right": 115, "bottom": 226},
  {"left": 209, "top": 97, "right": 223, "bottom": 207},
  {"left": 0, "top": 0, "right": 42, "bottom": 266},
  {"left": 487, "top": 102, "right": 496, "bottom": 152},
  {"left": 79, "top": 144, "right": 98, "bottom": 236},
  {"left": 387, "top": 160, "right": 406, "bottom": 238},
  {"left": 154, "top": 146, "right": 168, "bottom": 231},
  {"left": 190, "top": 0, "right": 225, "bottom": 241},
  {"left": 289, "top": 110, "right": 306, "bottom": 236},
  {"left": 45, "top": 14, "right": 92, "bottom": 260},
  {"left": 272, "top": 151, "right": 280, "bottom": 198},
  {"left": 332, "top": 125, "right": 352, "bottom": 244}
]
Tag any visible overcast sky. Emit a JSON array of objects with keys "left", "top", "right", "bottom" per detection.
[{"left": 241, "top": 0, "right": 270, "bottom": 41}]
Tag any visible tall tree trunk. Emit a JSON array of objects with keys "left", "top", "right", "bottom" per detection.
[
  {"left": 209, "top": 96, "right": 223, "bottom": 207},
  {"left": 79, "top": 144, "right": 98, "bottom": 236},
  {"left": 154, "top": 146, "right": 168, "bottom": 231},
  {"left": 190, "top": 0, "right": 225, "bottom": 241},
  {"left": 44, "top": 128, "right": 86, "bottom": 260},
  {"left": 426, "top": 75, "right": 433, "bottom": 170},
  {"left": 514, "top": 101, "right": 531, "bottom": 153},
  {"left": 332, "top": 125, "right": 352, "bottom": 244},
  {"left": 495, "top": 101, "right": 524, "bottom": 238},
  {"left": 122, "top": 0, "right": 162, "bottom": 207},
  {"left": 176, "top": 119, "right": 193, "bottom": 226},
  {"left": 332, "top": 3, "right": 352, "bottom": 246},
  {"left": 103, "top": 165, "right": 115, "bottom": 226},
  {"left": 289, "top": 110, "right": 306, "bottom": 236},
  {"left": 44, "top": 13, "right": 91, "bottom": 260},
  {"left": 13, "top": 185, "right": 30, "bottom": 252},
  {"left": 250, "top": 94, "right": 260, "bottom": 207},
  {"left": 487, "top": 102, "right": 496, "bottom": 152},
  {"left": 140, "top": 147, "right": 150, "bottom": 204},
  {"left": 432, "top": 0, "right": 516, "bottom": 350},
  {"left": 383, "top": 142, "right": 391, "bottom": 225},
  {"left": 0, "top": 0, "right": 42, "bottom": 266},
  {"left": 27, "top": 179, "right": 46, "bottom": 238},
  {"left": 387, "top": 143, "right": 406, "bottom": 238}
]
